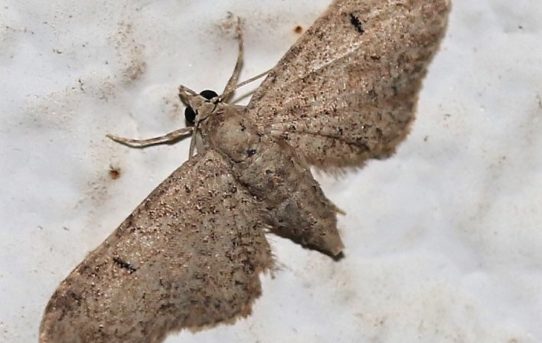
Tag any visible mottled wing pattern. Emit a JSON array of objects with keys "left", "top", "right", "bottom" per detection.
[
  {"left": 40, "top": 150, "right": 272, "bottom": 343},
  {"left": 246, "top": 0, "right": 450, "bottom": 168}
]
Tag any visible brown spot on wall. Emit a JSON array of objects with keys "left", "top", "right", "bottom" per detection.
[
  {"left": 294, "top": 25, "right": 303, "bottom": 34},
  {"left": 109, "top": 166, "right": 121, "bottom": 180}
]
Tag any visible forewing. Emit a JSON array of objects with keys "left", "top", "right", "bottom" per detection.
[
  {"left": 40, "top": 149, "right": 272, "bottom": 343},
  {"left": 246, "top": 0, "right": 450, "bottom": 168}
]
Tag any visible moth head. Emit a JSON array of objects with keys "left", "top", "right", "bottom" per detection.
[{"left": 179, "top": 86, "right": 219, "bottom": 126}]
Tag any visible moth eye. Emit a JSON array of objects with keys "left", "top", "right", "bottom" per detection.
[
  {"left": 184, "top": 90, "right": 218, "bottom": 126},
  {"left": 185, "top": 106, "right": 196, "bottom": 126},
  {"left": 199, "top": 89, "right": 218, "bottom": 101}
]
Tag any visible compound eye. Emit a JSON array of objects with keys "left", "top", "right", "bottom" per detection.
[
  {"left": 199, "top": 89, "right": 218, "bottom": 100},
  {"left": 184, "top": 106, "right": 196, "bottom": 126},
  {"left": 184, "top": 89, "right": 218, "bottom": 126}
]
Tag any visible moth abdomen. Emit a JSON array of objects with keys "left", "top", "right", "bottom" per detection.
[{"left": 204, "top": 109, "right": 343, "bottom": 256}]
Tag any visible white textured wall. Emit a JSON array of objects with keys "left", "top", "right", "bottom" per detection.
[{"left": 1, "top": 1, "right": 541, "bottom": 342}]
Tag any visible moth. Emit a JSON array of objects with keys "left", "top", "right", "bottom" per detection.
[{"left": 40, "top": 0, "right": 450, "bottom": 342}]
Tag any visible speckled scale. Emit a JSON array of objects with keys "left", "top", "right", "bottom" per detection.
[
  {"left": 247, "top": 0, "right": 450, "bottom": 169},
  {"left": 40, "top": 150, "right": 272, "bottom": 343}
]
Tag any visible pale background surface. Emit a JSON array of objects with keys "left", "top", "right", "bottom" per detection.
[{"left": 1, "top": 1, "right": 541, "bottom": 342}]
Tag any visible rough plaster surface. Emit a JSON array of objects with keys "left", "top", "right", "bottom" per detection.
[{"left": 1, "top": 1, "right": 541, "bottom": 342}]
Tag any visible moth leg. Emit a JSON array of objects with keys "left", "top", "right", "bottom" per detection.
[
  {"left": 188, "top": 121, "right": 199, "bottom": 158},
  {"left": 107, "top": 127, "right": 193, "bottom": 148},
  {"left": 221, "top": 17, "right": 244, "bottom": 103}
]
